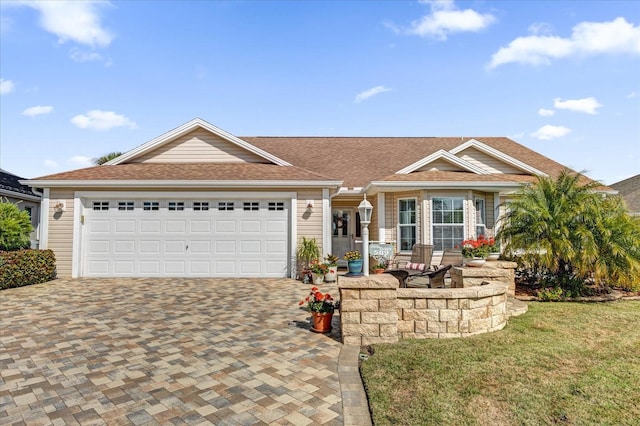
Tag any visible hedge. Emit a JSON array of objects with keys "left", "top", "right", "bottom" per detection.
[{"left": 0, "top": 249, "right": 57, "bottom": 290}]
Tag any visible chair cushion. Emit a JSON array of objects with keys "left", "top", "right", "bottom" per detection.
[{"left": 405, "top": 262, "right": 427, "bottom": 271}]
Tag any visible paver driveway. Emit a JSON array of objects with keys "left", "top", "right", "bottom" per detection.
[{"left": 1, "top": 278, "right": 343, "bottom": 425}]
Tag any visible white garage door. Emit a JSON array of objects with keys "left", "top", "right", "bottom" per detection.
[{"left": 82, "top": 198, "right": 289, "bottom": 277}]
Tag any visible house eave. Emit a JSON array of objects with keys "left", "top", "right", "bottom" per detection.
[
  {"left": 364, "top": 180, "right": 526, "bottom": 194},
  {"left": 0, "top": 187, "right": 42, "bottom": 202},
  {"left": 20, "top": 179, "right": 343, "bottom": 189}
]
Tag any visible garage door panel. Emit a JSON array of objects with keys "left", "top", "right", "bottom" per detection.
[
  {"left": 139, "top": 240, "right": 161, "bottom": 254},
  {"left": 83, "top": 198, "right": 289, "bottom": 277},
  {"left": 140, "top": 220, "right": 161, "bottom": 233}
]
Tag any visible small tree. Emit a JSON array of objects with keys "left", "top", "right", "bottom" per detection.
[
  {"left": 92, "top": 151, "right": 123, "bottom": 165},
  {"left": 0, "top": 199, "right": 33, "bottom": 251}
]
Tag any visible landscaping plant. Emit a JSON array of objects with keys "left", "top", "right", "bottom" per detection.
[{"left": 0, "top": 199, "right": 33, "bottom": 251}]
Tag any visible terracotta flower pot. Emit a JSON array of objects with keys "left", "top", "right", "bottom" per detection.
[
  {"left": 373, "top": 268, "right": 385, "bottom": 274},
  {"left": 311, "top": 311, "right": 333, "bottom": 333}
]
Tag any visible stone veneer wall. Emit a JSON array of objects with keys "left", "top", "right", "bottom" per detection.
[
  {"left": 338, "top": 275, "right": 508, "bottom": 345},
  {"left": 451, "top": 261, "right": 517, "bottom": 296}
]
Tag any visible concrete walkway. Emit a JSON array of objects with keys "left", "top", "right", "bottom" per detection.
[{"left": 1, "top": 278, "right": 355, "bottom": 425}]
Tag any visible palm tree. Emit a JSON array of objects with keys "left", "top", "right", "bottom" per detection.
[
  {"left": 92, "top": 151, "right": 123, "bottom": 165},
  {"left": 498, "top": 169, "right": 640, "bottom": 291}
]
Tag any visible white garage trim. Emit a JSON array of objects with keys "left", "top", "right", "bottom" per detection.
[{"left": 72, "top": 191, "right": 297, "bottom": 278}]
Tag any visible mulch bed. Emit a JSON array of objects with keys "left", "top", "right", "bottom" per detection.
[{"left": 515, "top": 283, "right": 640, "bottom": 302}]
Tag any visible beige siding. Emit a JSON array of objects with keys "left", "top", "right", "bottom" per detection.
[
  {"left": 416, "top": 158, "right": 465, "bottom": 172},
  {"left": 48, "top": 189, "right": 75, "bottom": 277},
  {"left": 132, "top": 129, "right": 268, "bottom": 164},
  {"left": 458, "top": 147, "right": 523, "bottom": 174},
  {"left": 296, "top": 188, "right": 324, "bottom": 253}
]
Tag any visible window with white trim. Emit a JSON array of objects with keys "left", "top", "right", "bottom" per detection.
[
  {"left": 118, "top": 201, "right": 134, "bottom": 211},
  {"left": 475, "top": 198, "right": 486, "bottom": 238},
  {"left": 268, "top": 202, "right": 284, "bottom": 211},
  {"left": 432, "top": 197, "right": 464, "bottom": 251},
  {"left": 398, "top": 198, "right": 417, "bottom": 251},
  {"left": 168, "top": 201, "right": 184, "bottom": 211},
  {"left": 243, "top": 201, "right": 259, "bottom": 211},
  {"left": 218, "top": 201, "right": 234, "bottom": 211},
  {"left": 92, "top": 201, "right": 109, "bottom": 211},
  {"left": 143, "top": 201, "right": 159, "bottom": 211},
  {"left": 193, "top": 201, "right": 209, "bottom": 211}
]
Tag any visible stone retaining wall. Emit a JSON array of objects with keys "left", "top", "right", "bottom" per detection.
[
  {"left": 451, "top": 261, "right": 517, "bottom": 296},
  {"left": 338, "top": 275, "right": 508, "bottom": 345}
]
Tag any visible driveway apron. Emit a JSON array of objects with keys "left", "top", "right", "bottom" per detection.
[{"left": 0, "top": 278, "right": 343, "bottom": 425}]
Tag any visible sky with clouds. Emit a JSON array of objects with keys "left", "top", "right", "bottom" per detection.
[{"left": 0, "top": 0, "right": 638, "bottom": 185}]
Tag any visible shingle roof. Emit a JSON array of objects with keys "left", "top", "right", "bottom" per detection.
[
  {"left": 611, "top": 174, "right": 640, "bottom": 213},
  {"left": 242, "top": 136, "right": 575, "bottom": 188},
  {"left": 0, "top": 169, "right": 40, "bottom": 198},
  {"left": 31, "top": 163, "right": 338, "bottom": 183}
]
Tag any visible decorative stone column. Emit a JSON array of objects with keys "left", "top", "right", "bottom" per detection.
[{"left": 338, "top": 274, "right": 398, "bottom": 346}]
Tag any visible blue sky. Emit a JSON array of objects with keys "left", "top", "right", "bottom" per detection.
[{"left": 1, "top": 0, "right": 638, "bottom": 185}]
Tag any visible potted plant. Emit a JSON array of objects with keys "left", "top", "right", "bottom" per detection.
[
  {"left": 296, "top": 237, "right": 320, "bottom": 281},
  {"left": 308, "top": 261, "right": 328, "bottom": 285},
  {"left": 324, "top": 254, "right": 339, "bottom": 283},
  {"left": 372, "top": 262, "right": 387, "bottom": 274},
  {"left": 344, "top": 250, "right": 362, "bottom": 275},
  {"left": 486, "top": 237, "right": 500, "bottom": 261},
  {"left": 459, "top": 236, "right": 490, "bottom": 267},
  {"left": 299, "top": 286, "right": 340, "bottom": 333}
]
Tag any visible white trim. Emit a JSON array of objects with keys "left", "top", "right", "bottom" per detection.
[
  {"left": 377, "top": 193, "right": 385, "bottom": 244},
  {"left": 106, "top": 118, "right": 292, "bottom": 167},
  {"left": 71, "top": 196, "right": 82, "bottom": 278},
  {"left": 322, "top": 188, "right": 331, "bottom": 259},
  {"left": 21, "top": 179, "right": 342, "bottom": 189},
  {"left": 493, "top": 192, "right": 501, "bottom": 236},
  {"left": 75, "top": 190, "right": 297, "bottom": 199},
  {"left": 366, "top": 181, "right": 525, "bottom": 192},
  {"left": 421, "top": 195, "right": 429, "bottom": 247},
  {"left": 0, "top": 188, "right": 42, "bottom": 202},
  {"left": 39, "top": 188, "right": 50, "bottom": 249},
  {"left": 290, "top": 194, "right": 298, "bottom": 279},
  {"left": 449, "top": 139, "right": 548, "bottom": 177},
  {"left": 396, "top": 149, "right": 489, "bottom": 175}
]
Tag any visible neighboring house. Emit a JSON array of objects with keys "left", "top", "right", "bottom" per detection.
[
  {"left": 610, "top": 174, "right": 640, "bottom": 216},
  {"left": 22, "top": 118, "right": 606, "bottom": 278},
  {"left": 1, "top": 168, "right": 41, "bottom": 248}
]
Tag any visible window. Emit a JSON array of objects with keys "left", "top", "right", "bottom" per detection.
[
  {"left": 118, "top": 201, "right": 134, "bottom": 211},
  {"left": 193, "top": 201, "right": 209, "bottom": 211},
  {"left": 92, "top": 201, "right": 109, "bottom": 211},
  {"left": 218, "top": 201, "right": 234, "bottom": 211},
  {"left": 432, "top": 197, "right": 464, "bottom": 251},
  {"left": 24, "top": 207, "right": 32, "bottom": 219},
  {"left": 398, "top": 199, "right": 417, "bottom": 251},
  {"left": 475, "top": 198, "right": 486, "bottom": 238},
  {"left": 243, "top": 202, "right": 259, "bottom": 211},
  {"left": 168, "top": 202, "right": 184, "bottom": 211},
  {"left": 143, "top": 201, "right": 159, "bottom": 211},
  {"left": 268, "top": 202, "right": 284, "bottom": 211}
]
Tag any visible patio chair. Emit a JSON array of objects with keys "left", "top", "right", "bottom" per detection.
[
  {"left": 434, "top": 248, "right": 464, "bottom": 270},
  {"left": 387, "top": 264, "right": 453, "bottom": 288},
  {"left": 388, "top": 244, "right": 434, "bottom": 273}
]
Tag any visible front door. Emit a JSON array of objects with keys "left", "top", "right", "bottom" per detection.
[{"left": 331, "top": 209, "right": 358, "bottom": 267}]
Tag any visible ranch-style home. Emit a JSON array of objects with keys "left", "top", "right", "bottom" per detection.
[{"left": 22, "top": 118, "right": 594, "bottom": 279}]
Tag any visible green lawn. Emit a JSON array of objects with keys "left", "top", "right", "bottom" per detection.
[{"left": 360, "top": 301, "right": 640, "bottom": 426}]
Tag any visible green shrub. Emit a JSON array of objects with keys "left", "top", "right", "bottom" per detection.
[
  {"left": 0, "top": 249, "right": 56, "bottom": 290},
  {"left": 0, "top": 199, "right": 33, "bottom": 251},
  {"left": 536, "top": 286, "right": 564, "bottom": 302}
]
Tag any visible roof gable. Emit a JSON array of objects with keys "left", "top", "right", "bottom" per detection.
[
  {"left": 108, "top": 118, "right": 291, "bottom": 166},
  {"left": 396, "top": 149, "right": 490, "bottom": 175},
  {"left": 449, "top": 139, "right": 547, "bottom": 176}
]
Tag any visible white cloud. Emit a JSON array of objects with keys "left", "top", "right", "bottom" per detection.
[
  {"left": 67, "top": 155, "right": 93, "bottom": 167},
  {"left": 553, "top": 97, "right": 602, "bottom": 114},
  {"left": 22, "top": 105, "right": 54, "bottom": 117},
  {"left": 43, "top": 159, "right": 59, "bottom": 169},
  {"left": 531, "top": 125, "right": 572, "bottom": 140},
  {"left": 0, "top": 78, "right": 15, "bottom": 95},
  {"left": 489, "top": 17, "right": 640, "bottom": 68},
  {"left": 627, "top": 91, "right": 638, "bottom": 98},
  {"left": 528, "top": 22, "right": 553, "bottom": 36},
  {"left": 69, "top": 48, "right": 104, "bottom": 63},
  {"left": 15, "top": 0, "right": 114, "bottom": 48},
  {"left": 354, "top": 86, "right": 391, "bottom": 103},
  {"left": 538, "top": 108, "right": 555, "bottom": 117},
  {"left": 399, "top": 0, "right": 496, "bottom": 40},
  {"left": 71, "top": 110, "right": 136, "bottom": 131}
]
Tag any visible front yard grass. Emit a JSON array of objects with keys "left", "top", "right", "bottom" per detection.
[{"left": 360, "top": 301, "right": 640, "bottom": 426}]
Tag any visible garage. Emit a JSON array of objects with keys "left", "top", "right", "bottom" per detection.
[{"left": 81, "top": 196, "right": 290, "bottom": 277}]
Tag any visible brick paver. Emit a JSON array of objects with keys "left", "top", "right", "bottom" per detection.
[{"left": 1, "top": 278, "right": 343, "bottom": 425}]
